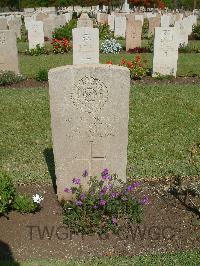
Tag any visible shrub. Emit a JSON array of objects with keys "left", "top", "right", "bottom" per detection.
[
  {"left": 146, "top": 34, "right": 154, "bottom": 53},
  {"left": 72, "top": 12, "right": 78, "bottom": 20},
  {"left": 98, "top": 24, "right": 114, "bottom": 40},
  {"left": 51, "top": 38, "right": 71, "bottom": 54},
  {"left": 25, "top": 44, "right": 50, "bottom": 56},
  {"left": 142, "top": 18, "right": 149, "bottom": 39},
  {"left": 128, "top": 47, "right": 151, "bottom": 53},
  {"left": 20, "top": 23, "right": 28, "bottom": 42},
  {"left": 63, "top": 169, "right": 147, "bottom": 235},
  {"left": 53, "top": 19, "right": 77, "bottom": 40},
  {"left": 192, "top": 24, "right": 200, "bottom": 40},
  {"left": 0, "top": 172, "right": 43, "bottom": 216},
  {"left": 36, "top": 69, "right": 48, "bottom": 82},
  {"left": 101, "top": 39, "right": 122, "bottom": 54},
  {"left": 0, "top": 71, "right": 25, "bottom": 86},
  {"left": 179, "top": 43, "right": 200, "bottom": 53},
  {"left": 0, "top": 172, "right": 16, "bottom": 216}
]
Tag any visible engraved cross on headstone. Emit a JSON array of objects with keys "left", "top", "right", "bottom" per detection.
[{"left": 75, "top": 141, "right": 106, "bottom": 176}]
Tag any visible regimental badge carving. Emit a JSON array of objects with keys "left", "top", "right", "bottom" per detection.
[{"left": 71, "top": 76, "right": 109, "bottom": 114}]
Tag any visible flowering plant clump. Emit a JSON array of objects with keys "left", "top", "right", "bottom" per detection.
[
  {"left": 63, "top": 169, "right": 149, "bottom": 235},
  {"left": 106, "top": 56, "right": 149, "bottom": 80},
  {"left": 0, "top": 172, "right": 43, "bottom": 216},
  {"left": 51, "top": 38, "right": 71, "bottom": 54},
  {"left": 101, "top": 39, "right": 122, "bottom": 54},
  {"left": 120, "top": 56, "right": 148, "bottom": 80}
]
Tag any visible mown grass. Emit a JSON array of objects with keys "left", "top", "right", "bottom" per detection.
[
  {"left": 19, "top": 53, "right": 200, "bottom": 78},
  {"left": 0, "top": 84, "right": 200, "bottom": 183},
  {"left": 1, "top": 250, "right": 200, "bottom": 266},
  {"left": 18, "top": 39, "right": 200, "bottom": 78}
]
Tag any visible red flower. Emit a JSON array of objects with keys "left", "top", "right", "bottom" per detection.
[
  {"left": 121, "top": 58, "right": 126, "bottom": 65},
  {"left": 135, "top": 55, "right": 141, "bottom": 62},
  {"left": 106, "top": 61, "right": 113, "bottom": 65}
]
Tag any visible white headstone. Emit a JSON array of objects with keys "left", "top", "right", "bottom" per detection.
[
  {"left": 174, "top": 21, "right": 188, "bottom": 46},
  {"left": 108, "top": 14, "right": 115, "bottom": 31},
  {"left": 28, "top": 21, "right": 44, "bottom": 49},
  {"left": 63, "top": 12, "right": 72, "bottom": 23},
  {"left": 0, "top": 18, "right": 7, "bottom": 30},
  {"left": 0, "top": 30, "right": 19, "bottom": 73},
  {"left": 73, "top": 27, "right": 99, "bottom": 65},
  {"left": 153, "top": 27, "right": 179, "bottom": 77},
  {"left": 161, "top": 15, "right": 171, "bottom": 27},
  {"left": 135, "top": 14, "right": 144, "bottom": 26},
  {"left": 114, "top": 16, "right": 126, "bottom": 38},
  {"left": 48, "top": 64, "right": 130, "bottom": 201}
]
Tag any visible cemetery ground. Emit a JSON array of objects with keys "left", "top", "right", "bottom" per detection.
[
  {"left": 1, "top": 41, "right": 200, "bottom": 264},
  {"left": 0, "top": 83, "right": 200, "bottom": 263}
]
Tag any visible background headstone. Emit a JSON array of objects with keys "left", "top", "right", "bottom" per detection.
[
  {"left": 114, "top": 16, "right": 126, "bottom": 38},
  {"left": 126, "top": 17, "right": 142, "bottom": 51},
  {"left": 153, "top": 27, "right": 179, "bottom": 77},
  {"left": 8, "top": 18, "right": 21, "bottom": 39},
  {"left": 0, "top": 18, "right": 7, "bottom": 30},
  {"left": 43, "top": 17, "right": 56, "bottom": 39},
  {"left": 28, "top": 21, "right": 44, "bottom": 49},
  {"left": 73, "top": 27, "right": 99, "bottom": 65},
  {"left": 161, "top": 14, "right": 171, "bottom": 27},
  {"left": 0, "top": 30, "right": 19, "bottom": 73},
  {"left": 77, "top": 13, "right": 93, "bottom": 28},
  {"left": 108, "top": 14, "right": 115, "bottom": 31},
  {"left": 148, "top": 16, "right": 161, "bottom": 35}
]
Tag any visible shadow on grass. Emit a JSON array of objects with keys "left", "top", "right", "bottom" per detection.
[
  {"left": 0, "top": 241, "right": 20, "bottom": 266},
  {"left": 43, "top": 148, "right": 57, "bottom": 194}
]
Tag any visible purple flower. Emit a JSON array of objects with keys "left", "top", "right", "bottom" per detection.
[
  {"left": 101, "top": 168, "right": 112, "bottom": 180},
  {"left": 101, "top": 168, "right": 109, "bottom": 176},
  {"left": 75, "top": 200, "right": 83, "bottom": 206},
  {"left": 140, "top": 196, "right": 149, "bottom": 205},
  {"left": 64, "top": 188, "right": 71, "bottom": 193},
  {"left": 72, "top": 178, "right": 81, "bottom": 185},
  {"left": 132, "top": 181, "right": 141, "bottom": 188},
  {"left": 99, "top": 191, "right": 106, "bottom": 197},
  {"left": 110, "top": 192, "right": 119, "bottom": 199},
  {"left": 112, "top": 217, "right": 117, "bottom": 224},
  {"left": 82, "top": 170, "right": 88, "bottom": 177},
  {"left": 93, "top": 205, "right": 98, "bottom": 209},
  {"left": 99, "top": 199, "right": 107, "bottom": 206},
  {"left": 127, "top": 185, "right": 134, "bottom": 192},
  {"left": 80, "top": 193, "right": 86, "bottom": 201},
  {"left": 99, "top": 186, "right": 108, "bottom": 197},
  {"left": 107, "top": 184, "right": 113, "bottom": 190}
]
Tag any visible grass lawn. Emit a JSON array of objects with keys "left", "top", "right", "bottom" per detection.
[
  {"left": 1, "top": 250, "right": 200, "bottom": 265},
  {"left": 0, "top": 84, "right": 200, "bottom": 183},
  {"left": 19, "top": 52, "right": 200, "bottom": 78},
  {"left": 18, "top": 39, "right": 200, "bottom": 78}
]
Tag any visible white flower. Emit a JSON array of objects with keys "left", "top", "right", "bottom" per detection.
[{"left": 32, "top": 194, "right": 44, "bottom": 204}]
